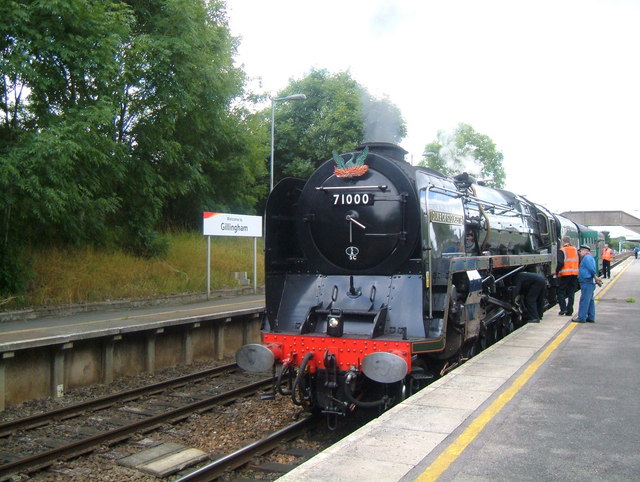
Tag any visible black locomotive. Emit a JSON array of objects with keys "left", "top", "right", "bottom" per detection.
[{"left": 236, "top": 142, "right": 597, "bottom": 423}]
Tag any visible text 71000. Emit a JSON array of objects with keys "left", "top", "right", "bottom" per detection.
[{"left": 332, "top": 193, "right": 374, "bottom": 206}]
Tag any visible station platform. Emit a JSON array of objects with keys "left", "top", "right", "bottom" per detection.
[
  {"left": 0, "top": 294, "right": 264, "bottom": 353},
  {"left": 280, "top": 257, "right": 640, "bottom": 481},
  {"left": 0, "top": 294, "right": 265, "bottom": 410}
]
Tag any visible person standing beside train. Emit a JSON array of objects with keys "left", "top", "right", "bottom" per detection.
[
  {"left": 601, "top": 243, "right": 613, "bottom": 278},
  {"left": 572, "top": 244, "right": 602, "bottom": 323},
  {"left": 556, "top": 236, "right": 579, "bottom": 316}
]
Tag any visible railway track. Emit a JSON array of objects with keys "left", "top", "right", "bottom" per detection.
[
  {"left": 612, "top": 251, "right": 631, "bottom": 268},
  {"left": 0, "top": 363, "right": 239, "bottom": 436},
  {"left": 0, "top": 365, "right": 274, "bottom": 480},
  {"left": 177, "top": 416, "right": 320, "bottom": 481}
]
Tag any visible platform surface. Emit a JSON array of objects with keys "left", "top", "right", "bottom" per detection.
[
  {"left": 0, "top": 294, "right": 264, "bottom": 352},
  {"left": 280, "top": 257, "right": 640, "bottom": 481}
]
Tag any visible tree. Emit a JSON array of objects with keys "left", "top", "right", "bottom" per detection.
[
  {"left": 1, "top": 0, "right": 132, "bottom": 292},
  {"left": 269, "top": 69, "right": 406, "bottom": 183},
  {"left": 0, "top": 0, "right": 267, "bottom": 295},
  {"left": 112, "top": 0, "right": 267, "bottom": 241},
  {"left": 420, "top": 123, "right": 506, "bottom": 188}
]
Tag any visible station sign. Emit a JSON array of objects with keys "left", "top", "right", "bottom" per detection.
[{"left": 202, "top": 212, "right": 262, "bottom": 237}]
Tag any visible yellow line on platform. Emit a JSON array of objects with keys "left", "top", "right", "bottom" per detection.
[
  {"left": 417, "top": 261, "right": 627, "bottom": 481},
  {"left": 416, "top": 322, "right": 577, "bottom": 481}
]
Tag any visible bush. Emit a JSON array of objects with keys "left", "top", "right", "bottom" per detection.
[
  {"left": 0, "top": 243, "right": 33, "bottom": 298},
  {"left": 124, "top": 227, "right": 170, "bottom": 259}
]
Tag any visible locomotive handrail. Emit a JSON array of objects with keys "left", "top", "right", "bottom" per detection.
[
  {"left": 428, "top": 184, "right": 517, "bottom": 214},
  {"left": 464, "top": 195, "right": 515, "bottom": 213},
  {"left": 364, "top": 232, "right": 403, "bottom": 237},
  {"left": 315, "top": 185, "right": 388, "bottom": 191},
  {"left": 491, "top": 265, "right": 525, "bottom": 284},
  {"left": 427, "top": 184, "right": 462, "bottom": 198},
  {"left": 421, "top": 185, "right": 434, "bottom": 319}
]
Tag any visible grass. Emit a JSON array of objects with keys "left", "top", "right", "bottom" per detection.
[{"left": 4, "top": 232, "right": 265, "bottom": 310}]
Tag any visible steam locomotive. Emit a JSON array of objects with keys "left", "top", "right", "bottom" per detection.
[{"left": 236, "top": 142, "right": 601, "bottom": 424}]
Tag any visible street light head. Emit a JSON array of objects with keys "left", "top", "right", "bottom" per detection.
[{"left": 273, "top": 93, "right": 306, "bottom": 102}]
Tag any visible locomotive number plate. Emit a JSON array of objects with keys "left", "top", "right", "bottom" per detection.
[{"left": 332, "top": 193, "right": 374, "bottom": 206}]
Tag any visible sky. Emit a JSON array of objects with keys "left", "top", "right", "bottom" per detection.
[{"left": 225, "top": 0, "right": 639, "bottom": 235}]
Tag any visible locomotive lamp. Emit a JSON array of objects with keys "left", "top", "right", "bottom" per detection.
[
  {"left": 270, "top": 93, "right": 306, "bottom": 191},
  {"left": 326, "top": 309, "right": 344, "bottom": 337}
]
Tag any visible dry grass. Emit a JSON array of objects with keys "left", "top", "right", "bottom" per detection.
[{"left": 14, "top": 232, "right": 264, "bottom": 308}]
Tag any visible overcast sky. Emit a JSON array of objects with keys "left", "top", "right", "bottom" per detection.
[{"left": 226, "top": 0, "right": 639, "bottom": 234}]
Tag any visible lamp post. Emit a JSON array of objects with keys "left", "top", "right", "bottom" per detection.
[{"left": 270, "top": 93, "right": 306, "bottom": 191}]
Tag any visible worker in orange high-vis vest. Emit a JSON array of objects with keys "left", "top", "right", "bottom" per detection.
[
  {"left": 601, "top": 243, "right": 613, "bottom": 279},
  {"left": 556, "top": 236, "right": 579, "bottom": 316}
]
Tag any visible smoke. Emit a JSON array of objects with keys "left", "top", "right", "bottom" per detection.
[
  {"left": 438, "top": 138, "right": 481, "bottom": 178},
  {"left": 427, "top": 125, "right": 484, "bottom": 179},
  {"left": 360, "top": 91, "right": 404, "bottom": 144}
]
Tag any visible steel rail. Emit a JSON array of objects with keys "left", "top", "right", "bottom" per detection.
[
  {"left": 0, "top": 362, "right": 239, "bottom": 436},
  {"left": 0, "top": 377, "right": 274, "bottom": 479},
  {"left": 612, "top": 252, "right": 632, "bottom": 266},
  {"left": 176, "top": 415, "right": 319, "bottom": 481}
]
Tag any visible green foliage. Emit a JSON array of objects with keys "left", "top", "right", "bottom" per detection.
[
  {"left": 0, "top": 243, "right": 32, "bottom": 298},
  {"left": 1, "top": 233, "right": 264, "bottom": 309},
  {"left": 610, "top": 236, "right": 638, "bottom": 252},
  {"left": 6, "top": 105, "right": 126, "bottom": 244},
  {"left": 0, "top": 0, "right": 267, "bottom": 294},
  {"left": 113, "top": 0, "right": 266, "bottom": 230},
  {"left": 421, "top": 141, "right": 450, "bottom": 175},
  {"left": 420, "top": 123, "right": 506, "bottom": 188},
  {"left": 269, "top": 69, "right": 406, "bottom": 183},
  {"left": 1, "top": 0, "right": 132, "bottom": 290},
  {"left": 128, "top": 229, "right": 170, "bottom": 258}
]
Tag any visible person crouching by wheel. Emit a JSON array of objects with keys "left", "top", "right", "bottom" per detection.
[
  {"left": 572, "top": 244, "right": 602, "bottom": 323},
  {"left": 514, "top": 272, "right": 546, "bottom": 323}
]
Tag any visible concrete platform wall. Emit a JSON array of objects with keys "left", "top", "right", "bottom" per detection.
[
  {"left": 0, "top": 313, "right": 263, "bottom": 410},
  {"left": 5, "top": 349, "right": 50, "bottom": 407},
  {"left": 114, "top": 334, "right": 148, "bottom": 379},
  {"left": 65, "top": 342, "right": 102, "bottom": 388}
]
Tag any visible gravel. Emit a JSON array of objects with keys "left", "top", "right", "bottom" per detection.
[{"left": 1, "top": 358, "right": 324, "bottom": 481}]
